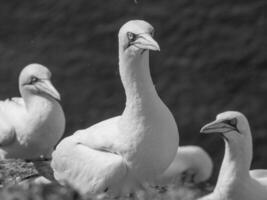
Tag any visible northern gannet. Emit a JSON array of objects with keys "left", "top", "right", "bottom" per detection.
[
  {"left": 51, "top": 20, "right": 179, "bottom": 195},
  {"left": 199, "top": 111, "right": 267, "bottom": 200},
  {"left": 250, "top": 169, "right": 267, "bottom": 182},
  {"left": 0, "top": 64, "right": 65, "bottom": 160},
  {"left": 154, "top": 145, "right": 213, "bottom": 186}
]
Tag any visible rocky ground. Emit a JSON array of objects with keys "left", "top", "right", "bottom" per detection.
[{"left": 0, "top": 160, "right": 212, "bottom": 200}]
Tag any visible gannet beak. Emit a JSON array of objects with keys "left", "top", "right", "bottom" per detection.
[
  {"left": 200, "top": 119, "right": 230, "bottom": 134},
  {"left": 133, "top": 33, "right": 160, "bottom": 51},
  {"left": 36, "top": 80, "right": 61, "bottom": 101}
]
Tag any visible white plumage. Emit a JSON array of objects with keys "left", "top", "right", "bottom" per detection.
[
  {"left": 250, "top": 169, "right": 267, "bottom": 182},
  {"left": 155, "top": 145, "right": 213, "bottom": 185},
  {"left": 51, "top": 20, "right": 179, "bottom": 195},
  {"left": 0, "top": 64, "right": 65, "bottom": 160},
  {"left": 199, "top": 111, "right": 267, "bottom": 200}
]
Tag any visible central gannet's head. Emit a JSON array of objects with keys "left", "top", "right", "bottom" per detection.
[
  {"left": 118, "top": 20, "right": 160, "bottom": 55},
  {"left": 19, "top": 64, "right": 61, "bottom": 101},
  {"left": 200, "top": 111, "right": 251, "bottom": 141}
]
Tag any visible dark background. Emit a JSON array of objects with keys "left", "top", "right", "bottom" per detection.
[{"left": 0, "top": 0, "right": 266, "bottom": 183}]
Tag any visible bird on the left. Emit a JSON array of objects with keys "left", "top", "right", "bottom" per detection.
[{"left": 0, "top": 64, "right": 65, "bottom": 160}]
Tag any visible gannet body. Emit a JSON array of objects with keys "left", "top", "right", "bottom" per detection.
[
  {"left": 0, "top": 64, "right": 65, "bottom": 160},
  {"left": 155, "top": 145, "right": 213, "bottom": 185},
  {"left": 51, "top": 20, "right": 179, "bottom": 195},
  {"left": 199, "top": 111, "right": 267, "bottom": 200},
  {"left": 250, "top": 170, "right": 267, "bottom": 184}
]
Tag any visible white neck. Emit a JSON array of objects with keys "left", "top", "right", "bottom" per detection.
[
  {"left": 119, "top": 50, "right": 158, "bottom": 107},
  {"left": 215, "top": 131, "right": 253, "bottom": 194},
  {"left": 117, "top": 46, "right": 178, "bottom": 179}
]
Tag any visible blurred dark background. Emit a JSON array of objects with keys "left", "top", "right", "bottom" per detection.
[{"left": 0, "top": 0, "right": 266, "bottom": 183}]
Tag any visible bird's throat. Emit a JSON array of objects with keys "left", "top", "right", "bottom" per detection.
[
  {"left": 215, "top": 138, "right": 252, "bottom": 193},
  {"left": 119, "top": 51, "right": 157, "bottom": 104}
]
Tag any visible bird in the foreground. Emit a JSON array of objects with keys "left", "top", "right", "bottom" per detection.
[
  {"left": 0, "top": 64, "right": 65, "bottom": 160},
  {"left": 51, "top": 20, "right": 179, "bottom": 195},
  {"left": 154, "top": 145, "right": 213, "bottom": 186},
  {"left": 199, "top": 111, "right": 267, "bottom": 200}
]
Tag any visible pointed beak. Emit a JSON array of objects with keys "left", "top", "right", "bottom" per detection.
[
  {"left": 133, "top": 33, "right": 160, "bottom": 51},
  {"left": 200, "top": 119, "right": 227, "bottom": 134},
  {"left": 36, "top": 80, "right": 61, "bottom": 101}
]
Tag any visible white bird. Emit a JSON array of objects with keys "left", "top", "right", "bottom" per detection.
[
  {"left": 51, "top": 20, "right": 179, "bottom": 195},
  {"left": 154, "top": 145, "right": 213, "bottom": 186},
  {"left": 199, "top": 111, "right": 267, "bottom": 200},
  {"left": 0, "top": 64, "right": 65, "bottom": 160},
  {"left": 250, "top": 169, "right": 267, "bottom": 182}
]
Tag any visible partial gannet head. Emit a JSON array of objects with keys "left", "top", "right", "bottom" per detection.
[
  {"left": 19, "top": 64, "right": 61, "bottom": 101},
  {"left": 118, "top": 20, "right": 160, "bottom": 55},
  {"left": 200, "top": 111, "right": 251, "bottom": 140}
]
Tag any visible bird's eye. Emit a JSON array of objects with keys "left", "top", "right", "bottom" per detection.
[
  {"left": 225, "top": 118, "right": 237, "bottom": 127},
  {"left": 29, "top": 76, "right": 39, "bottom": 84},
  {"left": 150, "top": 30, "right": 154, "bottom": 37},
  {"left": 229, "top": 118, "right": 237, "bottom": 126},
  {"left": 127, "top": 32, "right": 136, "bottom": 42}
]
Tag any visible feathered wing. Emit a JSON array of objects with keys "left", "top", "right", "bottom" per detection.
[
  {"left": 0, "top": 97, "right": 25, "bottom": 110},
  {"left": 0, "top": 98, "right": 26, "bottom": 147},
  {"left": 9, "top": 97, "right": 25, "bottom": 106},
  {"left": 51, "top": 116, "right": 128, "bottom": 195},
  {"left": 250, "top": 169, "right": 267, "bottom": 186},
  {"left": 0, "top": 115, "right": 15, "bottom": 147},
  {"left": 250, "top": 169, "right": 267, "bottom": 179},
  {"left": 155, "top": 146, "right": 213, "bottom": 185},
  {"left": 0, "top": 99, "right": 20, "bottom": 147}
]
